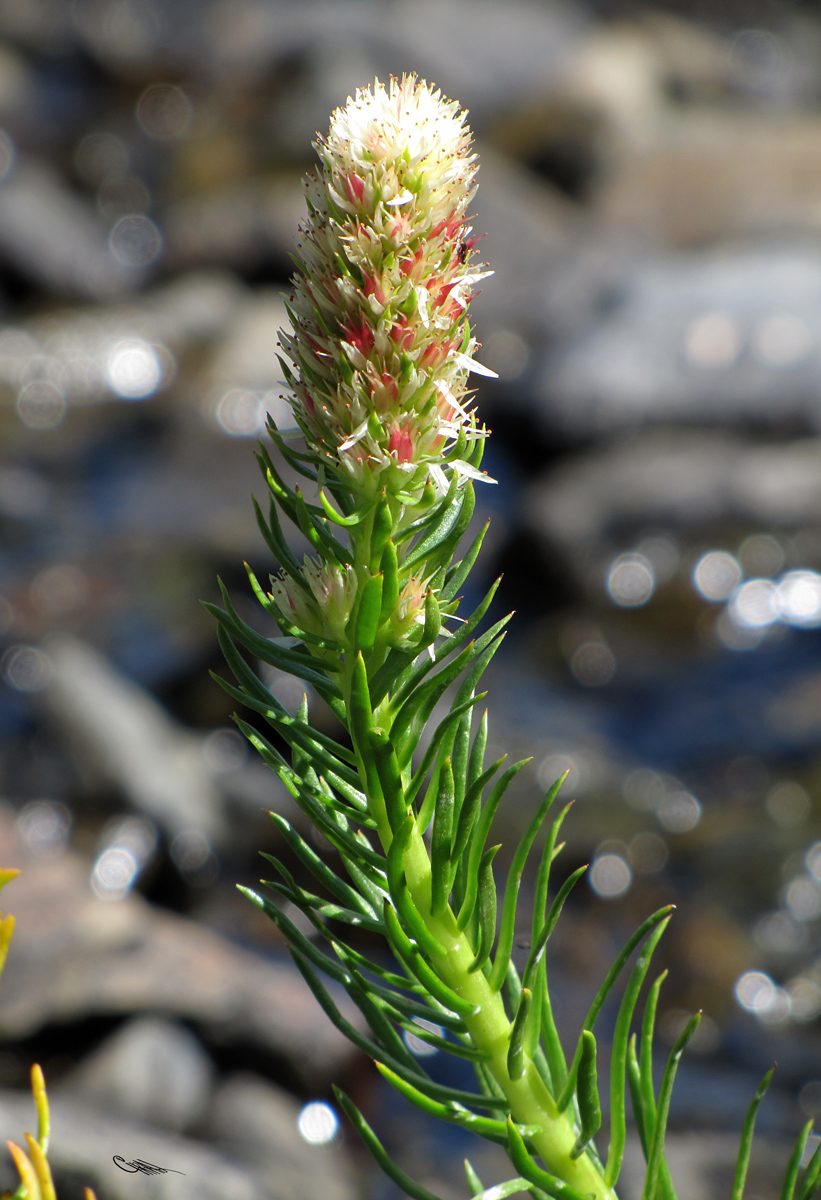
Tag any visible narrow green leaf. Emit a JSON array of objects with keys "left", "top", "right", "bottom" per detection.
[
  {"left": 379, "top": 539, "right": 400, "bottom": 621},
  {"left": 407, "top": 692, "right": 488, "bottom": 814},
  {"left": 530, "top": 800, "right": 573, "bottom": 946},
  {"left": 732, "top": 1067, "right": 775, "bottom": 1200},
  {"left": 369, "top": 727, "right": 408, "bottom": 833},
  {"left": 319, "top": 488, "right": 364, "bottom": 527},
  {"left": 505, "top": 1119, "right": 593, "bottom": 1200},
  {"left": 239, "top": 722, "right": 386, "bottom": 869},
  {"left": 261, "top": 875, "right": 383, "bottom": 933},
  {"left": 571, "top": 1031, "right": 601, "bottom": 1159},
  {"left": 471, "top": 1180, "right": 534, "bottom": 1200},
  {"left": 240, "top": 886, "right": 352, "bottom": 989},
  {"left": 294, "top": 484, "right": 353, "bottom": 565},
  {"left": 468, "top": 845, "right": 500, "bottom": 973},
  {"left": 799, "top": 1135, "right": 821, "bottom": 1200},
  {"left": 641, "top": 1014, "right": 701, "bottom": 1200},
  {"left": 557, "top": 905, "right": 675, "bottom": 1113},
  {"left": 333, "top": 1087, "right": 446, "bottom": 1200},
  {"left": 604, "top": 915, "right": 672, "bottom": 1186},
  {"left": 627, "top": 1035, "right": 648, "bottom": 1156},
  {"left": 355, "top": 573, "right": 383, "bottom": 652},
  {"left": 522, "top": 866, "right": 587, "bottom": 995},
  {"left": 387, "top": 815, "right": 448, "bottom": 958},
  {"left": 252, "top": 494, "right": 309, "bottom": 590},
  {"left": 420, "top": 587, "right": 442, "bottom": 648},
  {"left": 441, "top": 520, "right": 491, "bottom": 602},
  {"left": 507, "top": 986, "right": 533, "bottom": 1081},
  {"left": 383, "top": 900, "right": 480, "bottom": 1020},
  {"left": 489, "top": 771, "right": 569, "bottom": 993},
  {"left": 430, "top": 757, "right": 455, "bottom": 916},
  {"left": 782, "top": 1125, "right": 814, "bottom": 1200},
  {"left": 288, "top": 947, "right": 429, "bottom": 1083},
  {"left": 368, "top": 646, "right": 419, "bottom": 709},
  {"left": 465, "top": 1160, "right": 486, "bottom": 1198},
  {"left": 403, "top": 478, "right": 466, "bottom": 568},
  {"left": 451, "top": 698, "right": 474, "bottom": 824},
  {"left": 451, "top": 757, "right": 505, "bottom": 883},
  {"left": 207, "top": 591, "right": 341, "bottom": 698},
  {"left": 640, "top": 970, "right": 668, "bottom": 1128},
  {"left": 370, "top": 492, "right": 393, "bottom": 568},
  {"left": 395, "top": 471, "right": 458, "bottom": 546},
  {"left": 458, "top": 759, "right": 529, "bottom": 930},
  {"left": 332, "top": 944, "right": 420, "bottom": 1072},
  {"left": 376, "top": 1062, "right": 531, "bottom": 1144},
  {"left": 266, "top": 813, "right": 378, "bottom": 918}
]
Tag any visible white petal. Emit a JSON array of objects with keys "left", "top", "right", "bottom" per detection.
[
  {"left": 451, "top": 352, "right": 499, "bottom": 379},
  {"left": 338, "top": 418, "right": 369, "bottom": 451},
  {"left": 385, "top": 188, "right": 415, "bottom": 206},
  {"left": 452, "top": 458, "right": 498, "bottom": 484}
]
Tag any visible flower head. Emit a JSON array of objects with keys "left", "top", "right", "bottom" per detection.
[
  {"left": 279, "top": 75, "right": 493, "bottom": 497},
  {"left": 271, "top": 559, "right": 357, "bottom": 640}
]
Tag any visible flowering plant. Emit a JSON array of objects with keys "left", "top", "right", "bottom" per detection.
[
  {"left": 212, "top": 76, "right": 821, "bottom": 1200},
  {"left": 0, "top": 871, "right": 98, "bottom": 1200}
]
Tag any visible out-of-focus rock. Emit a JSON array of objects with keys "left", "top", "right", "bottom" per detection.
[
  {"left": 539, "top": 248, "right": 821, "bottom": 435},
  {"left": 619, "top": 1132, "right": 793, "bottom": 1200},
  {"left": 200, "top": 288, "right": 295, "bottom": 436},
  {"left": 525, "top": 431, "right": 821, "bottom": 548},
  {"left": 209, "top": 1073, "right": 357, "bottom": 1200},
  {"left": 210, "top": 0, "right": 587, "bottom": 132},
  {"left": 44, "top": 634, "right": 226, "bottom": 845},
  {"left": 597, "top": 110, "right": 821, "bottom": 247},
  {"left": 65, "top": 1015, "right": 215, "bottom": 1132},
  {"left": 0, "top": 813, "right": 359, "bottom": 1083},
  {"left": 470, "top": 146, "right": 625, "bottom": 347},
  {"left": 0, "top": 159, "right": 141, "bottom": 298},
  {"left": 164, "top": 177, "right": 304, "bottom": 273},
  {"left": 0, "top": 1088, "right": 265, "bottom": 1200}
]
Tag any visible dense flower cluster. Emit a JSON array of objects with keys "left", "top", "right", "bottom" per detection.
[{"left": 279, "top": 75, "right": 494, "bottom": 497}]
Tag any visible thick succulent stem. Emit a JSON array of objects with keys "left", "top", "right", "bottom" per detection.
[{"left": 393, "top": 808, "right": 617, "bottom": 1199}]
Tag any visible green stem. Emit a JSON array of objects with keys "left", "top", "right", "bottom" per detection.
[
  {"left": 399, "top": 821, "right": 618, "bottom": 1200},
  {"left": 343, "top": 501, "right": 618, "bottom": 1199}
]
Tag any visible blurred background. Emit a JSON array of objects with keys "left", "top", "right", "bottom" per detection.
[{"left": 2, "top": 0, "right": 821, "bottom": 1197}]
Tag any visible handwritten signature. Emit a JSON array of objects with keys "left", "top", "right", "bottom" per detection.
[{"left": 113, "top": 1156, "right": 185, "bottom": 1176}]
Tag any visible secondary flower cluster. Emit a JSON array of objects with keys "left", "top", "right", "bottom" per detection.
[{"left": 278, "top": 75, "right": 495, "bottom": 499}]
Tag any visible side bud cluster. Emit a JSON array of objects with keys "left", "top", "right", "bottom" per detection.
[
  {"left": 271, "top": 559, "right": 357, "bottom": 641},
  {"left": 279, "top": 75, "right": 494, "bottom": 498}
]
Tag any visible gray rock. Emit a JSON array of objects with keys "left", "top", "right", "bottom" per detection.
[
  {"left": 525, "top": 430, "right": 821, "bottom": 548},
  {"left": 0, "top": 1088, "right": 265, "bottom": 1200},
  {"left": 0, "top": 159, "right": 140, "bottom": 299},
  {"left": 619, "top": 1131, "right": 795, "bottom": 1200},
  {"left": 209, "top": 1073, "right": 356, "bottom": 1200},
  {"left": 65, "top": 1016, "right": 215, "bottom": 1133},
  {"left": 43, "top": 634, "right": 227, "bottom": 846},
  {"left": 209, "top": 0, "right": 587, "bottom": 131},
  {"left": 0, "top": 812, "right": 359, "bottom": 1084},
  {"left": 540, "top": 248, "right": 821, "bottom": 435}
]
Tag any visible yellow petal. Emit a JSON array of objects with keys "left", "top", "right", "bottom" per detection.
[
  {"left": 30, "top": 1066, "right": 50, "bottom": 1153},
  {"left": 0, "top": 915, "right": 15, "bottom": 980},
  {"left": 24, "top": 1135, "right": 55, "bottom": 1200},
  {"left": 0, "top": 869, "right": 20, "bottom": 894},
  {"left": 6, "top": 1141, "right": 42, "bottom": 1200}
]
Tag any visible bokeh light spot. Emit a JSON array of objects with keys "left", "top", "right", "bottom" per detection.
[
  {"left": 606, "top": 553, "right": 654, "bottom": 607},
  {"left": 105, "top": 338, "right": 163, "bottom": 398},
  {"left": 297, "top": 1101, "right": 338, "bottom": 1145},
  {"left": 693, "top": 551, "right": 742, "bottom": 602},
  {"left": 16, "top": 380, "right": 67, "bottom": 430},
  {"left": 109, "top": 213, "right": 162, "bottom": 267},
  {"left": 590, "top": 853, "right": 632, "bottom": 898}
]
